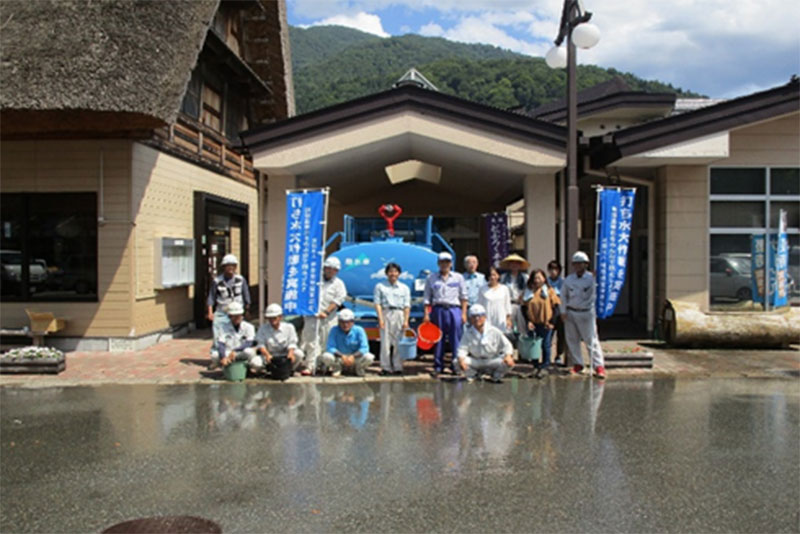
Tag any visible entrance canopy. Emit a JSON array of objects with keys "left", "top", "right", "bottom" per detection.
[
  {"left": 240, "top": 84, "right": 568, "bottom": 300},
  {"left": 241, "top": 85, "right": 566, "bottom": 209}
]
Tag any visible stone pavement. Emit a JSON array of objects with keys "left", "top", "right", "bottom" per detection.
[{"left": 0, "top": 329, "right": 798, "bottom": 387}]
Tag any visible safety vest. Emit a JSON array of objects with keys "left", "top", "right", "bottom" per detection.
[{"left": 214, "top": 274, "right": 245, "bottom": 311}]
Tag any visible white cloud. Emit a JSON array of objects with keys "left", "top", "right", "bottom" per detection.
[
  {"left": 419, "top": 22, "right": 444, "bottom": 37},
  {"left": 306, "top": 12, "right": 390, "bottom": 38},
  {"left": 290, "top": 0, "right": 800, "bottom": 97},
  {"left": 420, "top": 16, "right": 550, "bottom": 56},
  {"left": 290, "top": 0, "right": 537, "bottom": 19}
]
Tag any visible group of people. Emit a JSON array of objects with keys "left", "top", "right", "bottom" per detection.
[
  {"left": 205, "top": 248, "right": 606, "bottom": 382},
  {"left": 422, "top": 250, "right": 605, "bottom": 382},
  {"left": 207, "top": 254, "right": 372, "bottom": 378}
]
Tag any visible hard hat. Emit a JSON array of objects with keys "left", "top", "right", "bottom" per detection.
[
  {"left": 221, "top": 254, "right": 239, "bottom": 266},
  {"left": 468, "top": 303, "right": 487, "bottom": 317},
  {"left": 437, "top": 251, "right": 453, "bottom": 262},
  {"left": 337, "top": 308, "right": 355, "bottom": 322},
  {"left": 323, "top": 257, "right": 341, "bottom": 270},
  {"left": 572, "top": 251, "right": 590, "bottom": 263},
  {"left": 226, "top": 302, "right": 245, "bottom": 315},
  {"left": 264, "top": 303, "right": 283, "bottom": 318}
]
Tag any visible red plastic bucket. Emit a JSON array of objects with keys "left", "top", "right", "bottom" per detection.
[{"left": 417, "top": 321, "right": 442, "bottom": 349}]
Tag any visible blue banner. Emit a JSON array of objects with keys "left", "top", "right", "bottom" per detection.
[
  {"left": 282, "top": 190, "right": 326, "bottom": 315},
  {"left": 751, "top": 232, "right": 789, "bottom": 308},
  {"left": 483, "top": 212, "right": 509, "bottom": 268},
  {"left": 595, "top": 188, "right": 636, "bottom": 318}
]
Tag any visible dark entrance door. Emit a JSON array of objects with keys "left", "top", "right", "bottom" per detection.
[{"left": 194, "top": 193, "right": 249, "bottom": 329}]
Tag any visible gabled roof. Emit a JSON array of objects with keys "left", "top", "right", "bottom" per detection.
[
  {"left": 394, "top": 68, "right": 439, "bottom": 91},
  {"left": 529, "top": 76, "right": 676, "bottom": 122},
  {"left": 592, "top": 76, "right": 800, "bottom": 167},
  {"left": 0, "top": 0, "right": 219, "bottom": 125},
  {"left": 240, "top": 84, "right": 567, "bottom": 152}
]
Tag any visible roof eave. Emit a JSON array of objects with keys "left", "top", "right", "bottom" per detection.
[
  {"left": 534, "top": 92, "right": 677, "bottom": 122},
  {"left": 611, "top": 81, "right": 800, "bottom": 161},
  {"left": 240, "top": 85, "right": 567, "bottom": 152}
]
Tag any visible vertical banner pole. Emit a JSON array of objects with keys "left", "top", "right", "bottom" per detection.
[{"left": 319, "top": 188, "right": 330, "bottom": 307}]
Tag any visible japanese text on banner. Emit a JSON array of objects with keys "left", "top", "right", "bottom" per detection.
[
  {"left": 282, "top": 190, "right": 326, "bottom": 315},
  {"left": 483, "top": 212, "right": 509, "bottom": 268},
  {"left": 595, "top": 188, "right": 636, "bottom": 318}
]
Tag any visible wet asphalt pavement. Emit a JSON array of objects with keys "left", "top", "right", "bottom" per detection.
[{"left": 1, "top": 378, "right": 798, "bottom": 533}]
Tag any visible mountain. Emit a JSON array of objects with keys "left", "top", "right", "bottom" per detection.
[{"left": 290, "top": 25, "right": 704, "bottom": 115}]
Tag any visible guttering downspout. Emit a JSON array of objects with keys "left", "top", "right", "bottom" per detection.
[{"left": 98, "top": 150, "right": 105, "bottom": 226}]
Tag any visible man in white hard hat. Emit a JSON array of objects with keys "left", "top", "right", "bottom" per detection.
[
  {"left": 206, "top": 253, "right": 251, "bottom": 369},
  {"left": 423, "top": 251, "right": 468, "bottom": 378},
  {"left": 456, "top": 304, "right": 515, "bottom": 383},
  {"left": 210, "top": 301, "right": 256, "bottom": 370},
  {"left": 561, "top": 251, "right": 606, "bottom": 379},
  {"left": 300, "top": 256, "right": 347, "bottom": 375},
  {"left": 319, "top": 308, "right": 375, "bottom": 377},
  {"left": 252, "top": 303, "right": 305, "bottom": 378}
]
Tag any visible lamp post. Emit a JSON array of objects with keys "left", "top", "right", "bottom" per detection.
[{"left": 545, "top": 0, "right": 600, "bottom": 263}]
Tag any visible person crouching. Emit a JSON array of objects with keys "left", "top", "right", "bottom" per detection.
[
  {"left": 252, "top": 303, "right": 305, "bottom": 379},
  {"left": 211, "top": 302, "right": 256, "bottom": 370},
  {"left": 319, "top": 309, "right": 375, "bottom": 377},
  {"left": 456, "top": 304, "right": 515, "bottom": 383}
]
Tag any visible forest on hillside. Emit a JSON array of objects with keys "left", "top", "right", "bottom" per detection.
[{"left": 290, "top": 25, "right": 703, "bottom": 114}]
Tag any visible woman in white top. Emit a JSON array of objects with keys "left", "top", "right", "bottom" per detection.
[
  {"left": 499, "top": 254, "right": 530, "bottom": 336},
  {"left": 477, "top": 266, "right": 513, "bottom": 333}
]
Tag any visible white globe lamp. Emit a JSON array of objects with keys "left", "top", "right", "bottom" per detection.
[
  {"left": 545, "top": 46, "right": 567, "bottom": 69},
  {"left": 572, "top": 22, "right": 600, "bottom": 49}
]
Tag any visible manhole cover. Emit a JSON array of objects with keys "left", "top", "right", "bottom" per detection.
[{"left": 102, "top": 516, "right": 221, "bottom": 534}]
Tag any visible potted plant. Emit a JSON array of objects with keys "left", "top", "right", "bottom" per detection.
[{"left": 0, "top": 346, "right": 66, "bottom": 374}]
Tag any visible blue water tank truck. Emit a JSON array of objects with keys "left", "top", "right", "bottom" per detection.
[{"left": 325, "top": 204, "right": 455, "bottom": 342}]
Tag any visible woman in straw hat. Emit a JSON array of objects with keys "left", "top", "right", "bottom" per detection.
[{"left": 499, "top": 253, "right": 530, "bottom": 338}]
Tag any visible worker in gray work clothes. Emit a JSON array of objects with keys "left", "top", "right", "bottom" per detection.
[
  {"left": 301, "top": 256, "right": 347, "bottom": 375},
  {"left": 252, "top": 304, "right": 304, "bottom": 378},
  {"left": 207, "top": 253, "right": 251, "bottom": 369},
  {"left": 561, "top": 251, "right": 606, "bottom": 379},
  {"left": 210, "top": 302, "right": 256, "bottom": 370},
  {"left": 456, "top": 304, "right": 516, "bottom": 383}
]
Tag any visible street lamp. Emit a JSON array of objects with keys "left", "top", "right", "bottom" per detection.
[{"left": 545, "top": 0, "right": 600, "bottom": 263}]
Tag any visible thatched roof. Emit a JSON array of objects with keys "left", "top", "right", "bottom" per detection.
[{"left": 0, "top": 0, "right": 219, "bottom": 125}]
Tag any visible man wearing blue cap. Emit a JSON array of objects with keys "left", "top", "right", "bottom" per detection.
[{"left": 423, "top": 251, "right": 468, "bottom": 378}]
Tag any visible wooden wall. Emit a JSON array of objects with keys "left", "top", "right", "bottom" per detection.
[
  {"left": 0, "top": 140, "right": 134, "bottom": 337},
  {"left": 130, "top": 143, "right": 258, "bottom": 336}
]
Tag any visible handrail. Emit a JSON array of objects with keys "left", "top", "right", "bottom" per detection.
[
  {"left": 325, "top": 231, "right": 344, "bottom": 250},
  {"left": 432, "top": 233, "right": 455, "bottom": 261}
]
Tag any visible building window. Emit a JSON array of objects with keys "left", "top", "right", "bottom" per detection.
[
  {"left": 709, "top": 167, "right": 800, "bottom": 310},
  {"left": 201, "top": 84, "right": 223, "bottom": 132},
  {"left": 224, "top": 88, "right": 249, "bottom": 141},
  {"left": 0, "top": 193, "right": 98, "bottom": 301},
  {"left": 180, "top": 68, "right": 202, "bottom": 119}
]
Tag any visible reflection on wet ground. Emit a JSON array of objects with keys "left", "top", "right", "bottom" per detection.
[{"left": 1, "top": 378, "right": 798, "bottom": 533}]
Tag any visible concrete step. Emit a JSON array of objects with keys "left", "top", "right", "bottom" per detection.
[{"left": 604, "top": 351, "right": 654, "bottom": 368}]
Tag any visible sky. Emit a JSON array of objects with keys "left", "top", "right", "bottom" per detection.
[{"left": 287, "top": 0, "right": 800, "bottom": 98}]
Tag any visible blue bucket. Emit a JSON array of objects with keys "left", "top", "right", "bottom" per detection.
[{"left": 397, "top": 329, "right": 418, "bottom": 360}]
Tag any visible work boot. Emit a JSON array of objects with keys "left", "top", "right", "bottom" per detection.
[{"left": 594, "top": 366, "right": 606, "bottom": 379}]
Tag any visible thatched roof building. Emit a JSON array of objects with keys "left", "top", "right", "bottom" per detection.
[{"left": 0, "top": 0, "right": 294, "bottom": 137}]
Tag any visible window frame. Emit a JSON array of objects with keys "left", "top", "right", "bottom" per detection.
[
  {"left": 708, "top": 165, "right": 800, "bottom": 307},
  {"left": 1, "top": 192, "right": 99, "bottom": 303}
]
